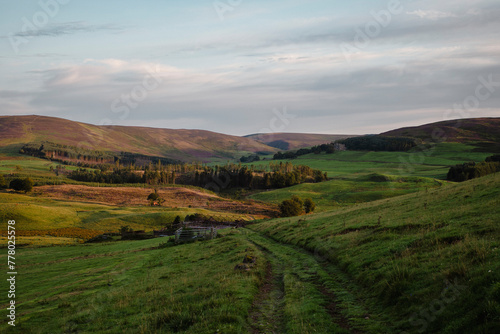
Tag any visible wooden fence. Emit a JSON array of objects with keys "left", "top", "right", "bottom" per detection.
[{"left": 174, "top": 227, "right": 217, "bottom": 244}]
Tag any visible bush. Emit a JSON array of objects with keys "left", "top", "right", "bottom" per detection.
[
  {"left": 147, "top": 192, "right": 159, "bottom": 201},
  {"left": 304, "top": 198, "right": 316, "bottom": 213},
  {"left": 9, "top": 177, "right": 34, "bottom": 193},
  {"left": 447, "top": 161, "right": 500, "bottom": 182},
  {"left": 0, "top": 174, "right": 7, "bottom": 189},
  {"left": 279, "top": 196, "right": 304, "bottom": 217}
]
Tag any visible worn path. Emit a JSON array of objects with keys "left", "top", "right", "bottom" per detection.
[{"left": 243, "top": 228, "right": 387, "bottom": 333}]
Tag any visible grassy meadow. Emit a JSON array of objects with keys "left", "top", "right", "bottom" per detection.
[
  {"left": 248, "top": 172, "right": 500, "bottom": 333},
  {"left": 247, "top": 142, "right": 495, "bottom": 211},
  {"left": 0, "top": 191, "right": 248, "bottom": 246},
  {"left": 1, "top": 173, "right": 498, "bottom": 333},
  {"left": 1, "top": 231, "right": 266, "bottom": 333},
  {"left": 1, "top": 138, "right": 499, "bottom": 333}
]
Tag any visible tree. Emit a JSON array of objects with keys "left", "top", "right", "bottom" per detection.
[
  {"left": 147, "top": 192, "right": 159, "bottom": 201},
  {"left": 147, "top": 190, "right": 162, "bottom": 206},
  {"left": 0, "top": 174, "right": 7, "bottom": 189},
  {"left": 10, "top": 177, "right": 33, "bottom": 193},
  {"left": 279, "top": 196, "right": 304, "bottom": 217},
  {"left": 173, "top": 215, "right": 182, "bottom": 224},
  {"left": 304, "top": 198, "right": 316, "bottom": 214}
]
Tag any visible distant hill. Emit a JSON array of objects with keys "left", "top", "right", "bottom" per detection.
[
  {"left": 0, "top": 115, "right": 277, "bottom": 162},
  {"left": 245, "top": 133, "right": 355, "bottom": 150},
  {"left": 382, "top": 118, "right": 500, "bottom": 149}
]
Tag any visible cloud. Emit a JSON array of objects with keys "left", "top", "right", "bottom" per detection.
[
  {"left": 1, "top": 1, "right": 499, "bottom": 135},
  {"left": 11, "top": 50, "right": 496, "bottom": 134},
  {"left": 11, "top": 21, "right": 127, "bottom": 38},
  {"left": 0, "top": 90, "right": 32, "bottom": 98},
  {"left": 407, "top": 10, "right": 457, "bottom": 20}
]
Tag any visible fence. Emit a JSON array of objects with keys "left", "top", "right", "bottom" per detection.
[{"left": 174, "top": 227, "right": 218, "bottom": 244}]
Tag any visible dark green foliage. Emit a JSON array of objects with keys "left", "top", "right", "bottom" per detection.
[
  {"left": 273, "top": 143, "right": 336, "bottom": 160},
  {"left": 173, "top": 215, "right": 182, "bottom": 224},
  {"left": 485, "top": 154, "right": 500, "bottom": 162},
  {"left": 303, "top": 198, "right": 316, "bottom": 213},
  {"left": 147, "top": 192, "right": 160, "bottom": 201},
  {"left": 67, "top": 158, "right": 327, "bottom": 191},
  {"left": 120, "top": 225, "right": 133, "bottom": 234},
  {"left": 239, "top": 155, "right": 260, "bottom": 163},
  {"left": 0, "top": 174, "right": 7, "bottom": 189},
  {"left": 337, "top": 135, "right": 419, "bottom": 152},
  {"left": 447, "top": 160, "right": 500, "bottom": 182},
  {"left": 184, "top": 162, "right": 326, "bottom": 191},
  {"left": 279, "top": 196, "right": 304, "bottom": 217},
  {"left": 9, "top": 177, "right": 34, "bottom": 193},
  {"left": 279, "top": 196, "right": 316, "bottom": 216},
  {"left": 69, "top": 167, "right": 143, "bottom": 184},
  {"left": 19, "top": 141, "right": 180, "bottom": 169},
  {"left": 368, "top": 173, "right": 392, "bottom": 182}
]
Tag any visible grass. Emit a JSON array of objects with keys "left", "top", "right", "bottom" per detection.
[
  {"left": 0, "top": 169, "right": 498, "bottom": 333},
  {"left": 250, "top": 174, "right": 444, "bottom": 212},
  {"left": 0, "top": 192, "right": 248, "bottom": 246},
  {"left": 247, "top": 143, "right": 494, "bottom": 178},
  {"left": 248, "top": 172, "right": 500, "bottom": 333},
  {"left": 1, "top": 141, "right": 499, "bottom": 332},
  {"left": 0, "top": 223, "right": 386, "bottom": 333},
  {"left": 1, "top": 229, "right": 375, "bottom": 334},
  {"left": 245, "top": 142, "right": 495, "bottom": 211},
  {"left": 0, "top": 232, "right": 267, "bottom": 333}
]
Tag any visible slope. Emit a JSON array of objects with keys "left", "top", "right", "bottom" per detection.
[
  {"left": 245, "top": 133, "right": 355, "bottom": 150},
  {"left": 382, "top": 117, "right": 500, "bottom": 150},
  {"left": 0, "top": 115, "right": 277, "bottom": 162},
  {"left": 248, "top": 172, "right": 500, "bottom": 333}
]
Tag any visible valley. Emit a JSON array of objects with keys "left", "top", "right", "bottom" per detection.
[{"left": 0, "top": 116, "right": 499, "bottom": 333}]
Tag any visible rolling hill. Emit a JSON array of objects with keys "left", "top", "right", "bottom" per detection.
[
  {"left": 0, "top": 115, "right": 277, "bottom": 162},
  {"left": 1, "top": 116, "right": 499, "bottom": 165},
  {"left": 382, "top": 117, "right": 500, "bottom": 150},
  {"left": 245, "top": 133, "right": 355, "bottom": 150}
]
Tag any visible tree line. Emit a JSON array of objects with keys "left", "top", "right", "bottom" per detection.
[
  {"left": 19, "top": 141, "right": 181, "bottom": 168},
  {"left": 67, "top": 161, "right": 328, "bottom": 191},
  {"left": 185, "top": 163, "right": 327, "bottom": 190},
  {"left": 447, "top": 155, "right": 500, "bottom": 182},
  {"left": 336, "top": 135, "right": 420, "bottom": 152},
  {"left": 239, "top": 135, "right": 418, "bottom": 163},
  {"left": 273, "top": 143, "right": 338, "bottom": 160}
]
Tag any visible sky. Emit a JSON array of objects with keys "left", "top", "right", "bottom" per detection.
[{"left": 0, "top": 0, "right": 499, "bottom": 136}]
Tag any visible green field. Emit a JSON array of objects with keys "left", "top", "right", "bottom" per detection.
[
  {"left": 1, "top": 139, "right": 499, "bottom": 332},
  {"left": 0, "top": 230, "right": 374, "bottom": 334},
  {"left": 1, "top": 173, "right": 499, "bottom": 333},
  {"left": 249, "top": 173, "right": 500, "bottom": 333},
  {"left": 0, "top": 151, "right": 88, "bottom": 187},
  {"left": 247, "top": 142, "right": 495, "bottom": 211},
  {"left": 250, "top": 174, "right": 445, "bottom": 212},
  {"left": 248, "top": 143, "right": 493, "bottom": 177},
  {"left": 1, "top": 232, "right": 265, "bottom": 333},
  {"left": 0, "top": 192, "right": 248, "bottom": 246}
]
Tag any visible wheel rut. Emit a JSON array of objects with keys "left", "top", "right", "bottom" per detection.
[
  {"left": 245, "top": 231, "right": 367, "bottom": 334},
  {"left": 248, "top": 242, "right": 285, "bottom": 334}
]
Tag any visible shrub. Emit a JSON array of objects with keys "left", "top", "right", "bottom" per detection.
[
  {"left": 304, "top": 198, "right": 316, "bottom": 213},
  {"left": 120, "top": 225, "right": 133, "bottom": 234},
  {"left": 0, "top": 174, "right": 7, "bottom": 189},
  {"left": 279, "top": 196, "right": 304, "bottom": 217},
  {"left": 147, "top": 192, "right": 159, "bottom": 201},
  {"left": 9, "top": 177, "right": 34, "bottom": 193}
]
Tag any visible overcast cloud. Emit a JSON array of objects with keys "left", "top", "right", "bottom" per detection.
[{"left": 0, "top": 0, "right": 498, "bottom": 135}]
